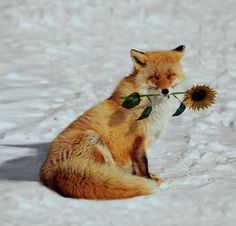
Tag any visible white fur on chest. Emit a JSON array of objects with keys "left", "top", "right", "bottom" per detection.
[{"left": 146, "top": 96, "right": 176, "bottom": 143}]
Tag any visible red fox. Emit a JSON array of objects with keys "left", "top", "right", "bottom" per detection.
[{"left": 40, "top": 45, "right": 186, "bottom": 199}]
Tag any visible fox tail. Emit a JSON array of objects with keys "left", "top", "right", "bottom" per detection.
[{"left": 40, "top": 158, "right": 155, "bottom": 200}]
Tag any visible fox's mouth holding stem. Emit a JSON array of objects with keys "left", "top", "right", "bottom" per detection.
[
  {"left": 121, "top": 84, "right": 216, "bottom": 120},
  {"left": 120, "top": 91, "right": 186, "bottom": 120}
]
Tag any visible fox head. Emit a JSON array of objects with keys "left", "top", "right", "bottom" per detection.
[{"left": 130, "top": 45, "right": 185, "bottom": 96}]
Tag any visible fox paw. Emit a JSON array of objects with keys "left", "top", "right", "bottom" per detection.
[{"left": 150, "top": 173, "right": 164, "bottom": 186}]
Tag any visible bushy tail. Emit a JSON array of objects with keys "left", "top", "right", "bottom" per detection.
[{"left": 40, "top": 158, "right": 155, "bottom": 200}]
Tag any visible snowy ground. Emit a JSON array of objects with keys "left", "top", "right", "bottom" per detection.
[{"left": 0, "top": 0, "right": 236, "bottom": 225}]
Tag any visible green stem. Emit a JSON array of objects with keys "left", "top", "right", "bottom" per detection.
[
  {"left": 139, "top": 94, "right": 160, "bottom": 97},
  {"left": 139, "top": 91, "right": 185, "bottom": 97},
  {"left": 170, "top": 92, "right": 185, "bottom": 95},
  {"left": 173, "top": 94, "right": 182, "bottom": 103},
  {"left": 147, "top": 96, "right": 152, "bottom": 104},
  {"left": 120, "top": 92, "right": 185, "bottom": 99}
]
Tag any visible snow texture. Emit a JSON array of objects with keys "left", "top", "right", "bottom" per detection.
[{"left": 0, "top": 0, "right": 235, "bottom": 226}]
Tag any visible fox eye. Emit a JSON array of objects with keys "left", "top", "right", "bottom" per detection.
[
  {"left": 148, "top": 76, "right": 158, "bottom": 82},
  {"left": 150, "top": 73, "right": 159, "bottom": 80},
  {"left": 167, "top": 73, "right": 175, "bottom": 79}
]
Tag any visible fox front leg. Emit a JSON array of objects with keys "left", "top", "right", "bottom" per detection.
[
  {"left": 131, "top": 136, "right": 164, "bottom": 186},
  {"left": 131, "top": 136, "right": 151, "bottom": 178}
]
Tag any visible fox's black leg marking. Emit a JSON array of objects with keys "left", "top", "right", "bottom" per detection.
[
  {"left": 131, "top": 136, "right": 151, "bottom": 178},
  {"left": 141, "top": 153, "right": 151, "bottom": 178}
]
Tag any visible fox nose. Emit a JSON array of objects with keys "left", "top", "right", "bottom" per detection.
[{"left": 162, "top": 89, "right": 169, "bottom": 95}]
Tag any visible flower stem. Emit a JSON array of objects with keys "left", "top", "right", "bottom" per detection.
[
  {"left": 173, "top": 94, "right": 182, "bottom": 103},
  {"left": 170, "top": 92, "right": 185, "bottom": 95},
  {"left": 120, "top": 92, "right": 185, "bottom": 99},
  {"left": 140, "top": 92, "right": 185, "bottom": 97}
]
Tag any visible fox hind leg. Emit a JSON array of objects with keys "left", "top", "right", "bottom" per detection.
[{"left": 86, "top": 130, "right": 115, "bottom": 165}]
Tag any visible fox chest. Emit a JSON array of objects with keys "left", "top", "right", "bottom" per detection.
[{"left": 146, "top": 98, "right": 175, "bottom": 143}]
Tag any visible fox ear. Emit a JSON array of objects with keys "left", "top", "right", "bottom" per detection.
[
  {"left": 130, "top": 49, "right": 147, "bottom": 70},
  {"left": 172, "top": 45, "right": 185, "bottom": 61},
  {"left": 173, "top": 45, "right": 185, "bottom": 52}
]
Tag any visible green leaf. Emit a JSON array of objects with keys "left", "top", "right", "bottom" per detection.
[
  {"left": 137, "top": 106, "right": 152, "bottom": 120},
  {"left": 172, "top": 102, "right": 186, "bottom": 117},
  {"left": 122, "top": 92, "right": 141, "bottom": 109}
]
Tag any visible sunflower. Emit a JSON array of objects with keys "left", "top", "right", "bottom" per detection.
[{"left": 183, "top": 85, "right": 217, "bottom": 111}]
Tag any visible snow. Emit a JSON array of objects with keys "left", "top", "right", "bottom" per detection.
[{"left": 0, "top": 0, "right": 236, "bottom": 225}]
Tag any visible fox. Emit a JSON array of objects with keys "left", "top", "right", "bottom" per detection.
[{"left": 40, "top": 45, "right": 186, "bottom": 199}]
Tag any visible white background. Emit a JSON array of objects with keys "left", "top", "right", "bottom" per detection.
[{"left": 0, "top": 1, "right": 235, "bottom": 225}]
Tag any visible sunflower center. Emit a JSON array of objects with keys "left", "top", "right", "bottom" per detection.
[{"left": 191, "top": 89, "right": 207, "bottom": 101}]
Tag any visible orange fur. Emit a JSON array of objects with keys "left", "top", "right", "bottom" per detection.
[{"left": 40, "top": 46, "right": 186, "bottom": 199}]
